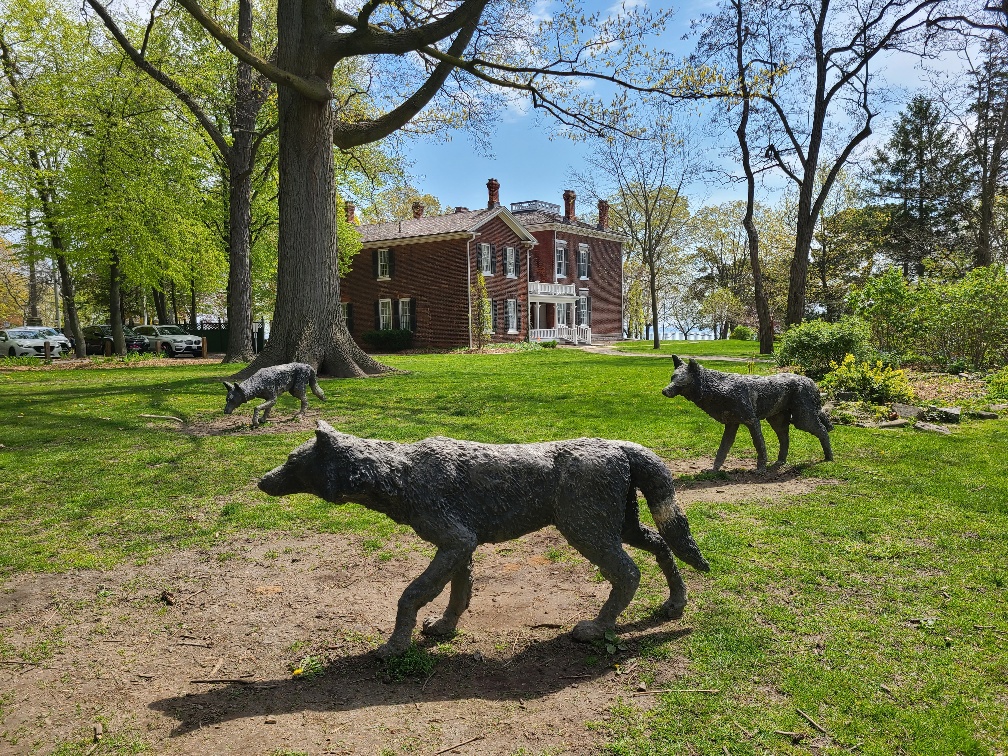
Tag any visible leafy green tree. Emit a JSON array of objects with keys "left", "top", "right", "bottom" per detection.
[
  {"left": 469, "top": 271, "right": 490, "bottom": 350},
  {"left": 700, "top": 287, "right": 744, "bottom": 339}
]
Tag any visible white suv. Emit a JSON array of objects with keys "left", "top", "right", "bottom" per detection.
[{"left": 133, "top": 325, "right": 203, "bottom": 357}]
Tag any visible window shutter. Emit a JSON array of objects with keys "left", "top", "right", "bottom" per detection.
[
  {"left": 516, "top": 300, "right": 522, "bottom": 331},
  {"left": 587, "top": 296, "right": 592, "bottom": 326},
  {"left": 490, "top": 244, "right": 497, "bottom": 275},
  {"left": 491, "top": 299, "right": 497, "bottom": 332},
  {"left": 409, "top": 298, "right": 416, "bottom": 332},
  {"left": 372, "top": 250, "right": 379, "bottom": 279},
  {"left": 563, "top": 248, "right": 569, "bottom": 277},
  {"left": 515, "top": 249, "right": 521, "bottom": 277},
  {"left": 374, "top": 300, "right": 380, "bottom": 329},
  {"left": 587, "top": 249, "right": 592, "bottom": 279},
  {"left": 393, "top": 299, "right": 400, "bottom": 330},
  {"left": 388, "top": 249, "right": 395, "bottom": 278},
  {"left": 346, "top": 303, "right": 354, "bottom": 333},
  {"left": 575, "top": 301, "right": 581, "bottom": 326}
]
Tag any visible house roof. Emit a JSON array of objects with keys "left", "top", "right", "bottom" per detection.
[
  {"left": 358, "top": 206, "right": 538, "bottom": 248},
  {"left": 510, "top": 208, "right": 629, "bottom": 243}
]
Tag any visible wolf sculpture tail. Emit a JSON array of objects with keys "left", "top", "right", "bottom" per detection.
[
  {"left": 623, "top": 444, "right": 710, "bottom": 572},
  {"left": 309, "top": 369, "right": 326, "bottom": 401}
]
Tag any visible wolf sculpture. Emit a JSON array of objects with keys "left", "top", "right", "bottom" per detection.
[
  {"left": 222, "top": 362, "right": 326, "bottom": 428},
  {"left": 662, "top": 356, "right": 833, "bottom": 472},
  {"left": 260, "top": 421, "right": 710, "bottom": 658}
]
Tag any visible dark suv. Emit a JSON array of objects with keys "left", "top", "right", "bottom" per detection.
[{"left": 82, "top": 325, "right": 146, "bottom": 355}]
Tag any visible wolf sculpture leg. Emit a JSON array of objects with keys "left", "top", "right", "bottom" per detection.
[
  {"left": 564, "top": 537, "right": 641, "bottom": 642},
  {"left": 422, "top": 556, "right": 474, "bottom": 637},
  {"left": 744, "top": 421, "right": 769, "bottom": 472},
  {"left": 290, "top": 384, "right": 309, "bottom": 417},
  {"left": 622, "top": 492, "right": 686, "bottom": 619},
  {"left": 712, "top": 424, "right": 739, "bottom": 471},
  {"left": 766, "top": 414, "right": 791, "bottom": 467},
  {"left": 252, "top": 398, "right": 277, "bottom": 427},
  {"left": 793, "top": 413, "right": 833, "bottom": 462},
  {"left": 378, "top": 536, "right": 476, "bottom": 658}
]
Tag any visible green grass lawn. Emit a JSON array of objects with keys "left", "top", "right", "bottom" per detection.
[
  {"left": 1, "top": 350, "right": 1005, "bottom": 754},
  {"left": 615, "top": 339, "right": 774, "bottom": 358}
]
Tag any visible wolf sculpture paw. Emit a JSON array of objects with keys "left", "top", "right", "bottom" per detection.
[
  {"left": 374, "top": 638, "right": 411, "bottom": 659},
  {"left": 660, "top": 597, "right": 687, "bottom": 621},
  {"left": 421, "top": 614, "right": 459, "bottom": 637},
  {"left": 571, "top": 620, "right": 608, "bottom": 643}
]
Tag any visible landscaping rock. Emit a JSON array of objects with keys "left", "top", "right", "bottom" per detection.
[
  {"left": 970, "top": 411, "right": 998, "bottom": 420},
  {"left": 937, "top": 407, "right": 962, "bottom": 423},
  {"left": 990, "top": 403, "right": 1008, "bottom": 412},
  {"left": 835, "top": 391, "right": 855, "bottom": 402},
  {"left": 892, "top": 403, "right": 925, "bottom": 419},
  {"left": 878, "top": 419, "right": 909, "bottom": 428},
  {"left": 914, "top": 422, "right": 952, "bottom": 435}
]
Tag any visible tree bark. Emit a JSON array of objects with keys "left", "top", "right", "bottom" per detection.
[
  {"left": 152, "top": 287, "right": 169, "bottom": 324},
  {"left": 237, "top": 0, "right": 389, "bottom": 378},
  {"left": 110, "top": 251, "right": 125, "bottom": 355}
]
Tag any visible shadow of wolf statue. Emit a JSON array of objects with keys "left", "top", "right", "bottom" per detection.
[
  {"left": 260, "top": 421, "right": 709, "bottom": 658},
  {"left": 222, "top": 362, "right": 326, "bottom": 428},
  {"left": 662, "top": 355, "right": 833, "bottom": 473}
]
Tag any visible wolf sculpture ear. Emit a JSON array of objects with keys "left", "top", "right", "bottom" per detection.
[
  {"left": 222, "top": 381, "right": 234, "bottom": 391},
  {"left": 688, "top": 358, "right": 700, "bottom": 373},
  {"left": 671, "top": 354, "right": 683, "bottom": 369},
  {"left": 315, "top": 419, "right": 338, "bottom": 450}
]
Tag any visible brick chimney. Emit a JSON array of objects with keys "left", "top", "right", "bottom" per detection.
[
  {"left": 487, "top": 178, "right": 501, "bottom": 208},
  {"left": 344, "top": 200, "right": 356, "bottom": 224},
  {"left": 412, "top": 201, "right": 424, "bottom": 219},
  {"left": 597, "top": 199, "right": 609, "bottom": 230},
  {"left": 563, "top": 189, "right": 576, "bottom": 222},
  {"left": 455, "top": 206, "right": 469, "bottom": 213}
]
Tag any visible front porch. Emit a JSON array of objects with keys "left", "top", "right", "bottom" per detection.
[{"left": 527, "top": 282, "right": 591, "bottom": 345}]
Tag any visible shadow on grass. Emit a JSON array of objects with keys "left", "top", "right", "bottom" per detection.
[{"left": 150, "top": 623, "right": 692, "bottom": 737}]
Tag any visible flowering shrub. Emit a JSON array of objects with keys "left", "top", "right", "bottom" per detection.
[
  {"left": 821, "top": 354, "right": 915, "bottom": 404},
  {"left": 988, "top": 366, "right": 1008, "bottom": 401}
]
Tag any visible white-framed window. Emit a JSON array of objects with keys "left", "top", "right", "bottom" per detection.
[
  {"left": 377, "top": 249, "right": 390, "bottom": 279},
  {"left": 577, "top": 296, "right": 588, "bottom": 326},
  {"left": 556, "top": 302, "right": 567, "bottom": 326},
  {"left": 506, "top": 299, "right": 518, "bottom": 333},
  {"left": 399, "top": 298, "right": 411, "bottom": 330},
  {"left": 505, "top": 247, "right": 516, "bottom": 277},
  {"left": 479, "top": 243, "right": 493, "bottom": 275},
  {"left": 555, "top": 242, "right": 567, "bottom": 277},
  {"left": 578, "top": 244, "right": 589, "bottom": 279},
  {"left": 379, "top": 298, "right": 392, "bottom": 330}
]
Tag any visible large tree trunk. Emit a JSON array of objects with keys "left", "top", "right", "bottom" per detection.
[
  {"left": 55, "top": 254, "right": 85, "bottom": 356},
  {"left": 223, "top": 0, "right": 258, "bottom": 363},
  {"left": 786, "top": 208, "right": 815, "bottom": 326},
  {"left": 237, "top": 1, "right": 389, "bottom": 378},
  {"left": 152, "top": 286, "right": 169, "bottom": 324},
  {"left": 647, "top": 253, "right": 660, "bottom": 350}
]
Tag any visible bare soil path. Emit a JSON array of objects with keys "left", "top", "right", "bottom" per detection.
[{"left": 1, "top": 466, "right": 830, "bottom": 755}]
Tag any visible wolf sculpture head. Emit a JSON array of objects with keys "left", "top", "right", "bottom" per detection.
[
  {"left": 661, "top": 355, "right": 701, "bottom": 399},
  {"left": 221, "top": 381, "right": 246, "bottom": 415}
]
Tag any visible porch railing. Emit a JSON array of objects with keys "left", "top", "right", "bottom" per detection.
[
  {"left": 529, "top": 325, "right": 592, "bottom": 345},
  {"left": 528, "top": 281, "right": 576, "bottom": 297}
]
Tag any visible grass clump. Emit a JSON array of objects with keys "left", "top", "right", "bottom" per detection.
[{"left": 384, "top": 643, "right": 436, "bottom": 681}]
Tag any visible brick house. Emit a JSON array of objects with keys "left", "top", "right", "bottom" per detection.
[{"left": 340, "top": 179, "right": 626, "bottom": 350}]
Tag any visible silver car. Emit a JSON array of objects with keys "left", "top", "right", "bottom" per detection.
[
  {"left": 0, "top": 328, "right": 63, "bottom": 358},
  {"left": 133, "top": 325, "right": 203, "bottom": 357},
  {"left": 35, "top": 327, "right": 74, "bottom": 355}
]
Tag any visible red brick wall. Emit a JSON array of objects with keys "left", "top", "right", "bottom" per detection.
[
  {"left": 527, "top": 228, "right": 623, "bottom": 338},
  {"left": 341, "top": 216, "right": 533, "bottom": 350},
  {"left": 340, "top": 238, "right": 471, "bottom": 350},
  {"left": 468, "top": 217, "right": 528, "bottom": 343}
]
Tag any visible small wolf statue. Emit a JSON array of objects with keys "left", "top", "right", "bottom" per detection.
[
  {"left": 662, "top": 355, "right": 833, "bottom": 472},
  {"left": 260, "top": 421, "right": 710, "bottom": 658},
  {"left": 222, "top": 362, "right": 326, "bottom": 428}
]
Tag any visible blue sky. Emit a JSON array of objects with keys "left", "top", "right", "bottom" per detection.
[{"left": 399, "top": 0, "right": 961, "bottom": 213}]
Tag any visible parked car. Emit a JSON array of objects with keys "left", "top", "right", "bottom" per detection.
[
  {"left": 82, "top": 325, "right": 146, "bottom": 355},
  {"left": 35, "top": 327, "right": 74, "bottom": 355},
  {"left": 133, "top": 325, "right": 203, "bottom": 357},
  {"left": 0, "top": 328, "right": 63, "bottom": 358}
]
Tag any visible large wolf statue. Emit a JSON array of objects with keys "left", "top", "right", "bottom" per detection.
[
  {"left": 260, "top": 421, "right": 709, "bottom": 658},
  {"left": 662, "top": 356, "right": 833, "bottom": 472}
]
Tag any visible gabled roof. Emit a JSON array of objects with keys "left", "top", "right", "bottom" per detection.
[{"left": 358, "top": 205, "right": 538, "bottom": 248}]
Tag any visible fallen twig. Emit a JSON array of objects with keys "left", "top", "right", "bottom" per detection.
[
  {"left": 431, "top": 734, "right": 484, "bottom": 755},
  {"left": 190, "top": 678, "right": 255, "bottom": 685},
  {"left": 186, "top": 588, "right": 208, "bottom": 604},
  {"left": 628, "top": 688, "right": 719, "bottom": 696},
  {"left": 561, "top": 674, "right": 591, "bottom": 679},
  {"left": 530, "top": 623, "right": 564, "bottom": 629},
  {"left": 177, "top": 640, "right": 212, "bottom": 648},
  {"left": 0, "top": 660, "right": 39, "bottom": 666},
  {"left": 774, "top": 730, "right": 806, "bottom": 742},
  {"left": 421, "top": 670, "right": 435, "bottom": 692},
  {"left": 139, "top": 414, "right": 184, "bottom": 423},
  {"left": 734, "top": 720, "right": 756, "bottom": 739},
  {"left": 797, "top": 708, "right": 830, "bottom": 735}
]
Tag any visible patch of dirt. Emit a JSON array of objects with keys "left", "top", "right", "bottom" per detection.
[
  {"left": 0, "top": 356, "right": 222, "bottom": 372},
  {"left": 666, "top": 457, "right": 838, "bottom": 504},
  {"left": 906, "top": 370, "right": 990, "bottom": 405},
  {"left": 164, "top": 411, "right": 342, "bottom": 437},
  {"left": 0, "top": 530, "right": 704, "bottom": 755}
]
